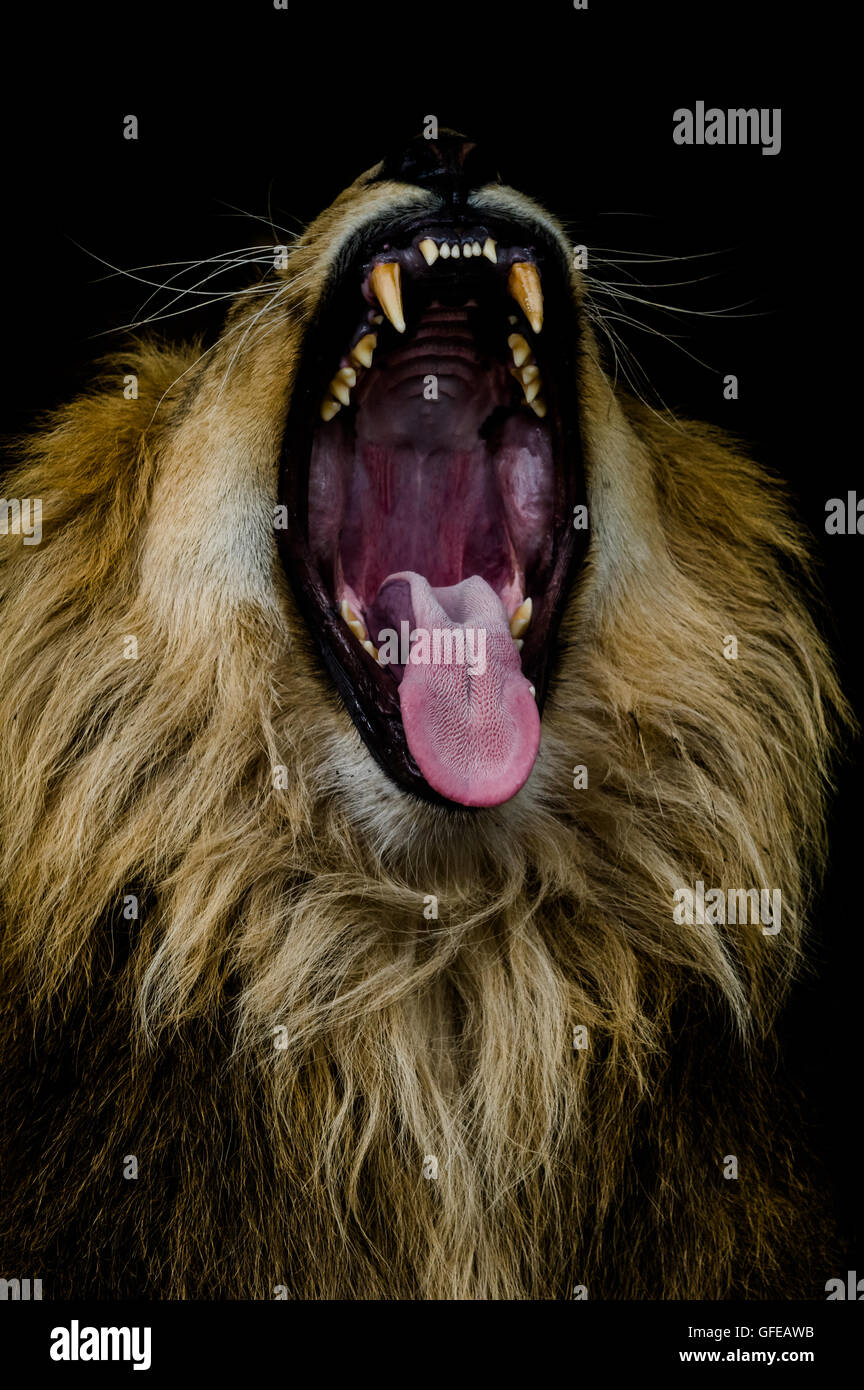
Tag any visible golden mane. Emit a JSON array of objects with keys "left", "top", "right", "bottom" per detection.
[{"left": 0, "top": 171, "right": 849, "bottom": 1298}]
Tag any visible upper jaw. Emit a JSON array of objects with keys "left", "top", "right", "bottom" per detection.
[{"left": 276, "top": 193, "right": 588, "bottom": 808}]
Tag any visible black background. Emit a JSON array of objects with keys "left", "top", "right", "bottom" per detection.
[{"left": 2, "top": 2, "right": 858, "bottom": 1277}]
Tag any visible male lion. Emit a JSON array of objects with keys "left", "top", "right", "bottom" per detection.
[{"left": 0, "top": 133, "right": 847, "bottom": 1299}]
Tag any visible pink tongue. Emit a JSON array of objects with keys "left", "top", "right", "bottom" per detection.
[{"left": 382, "top": 572, "right": 540, "bottom": 807}]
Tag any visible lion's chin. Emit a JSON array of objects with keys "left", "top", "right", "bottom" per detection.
[{"left": 278, "top": 199, "right": 588, "bottom": 806}]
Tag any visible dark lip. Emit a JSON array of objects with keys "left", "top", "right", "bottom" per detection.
[{"left": 276, "top": 203, "right": 590, "bottom": 807}]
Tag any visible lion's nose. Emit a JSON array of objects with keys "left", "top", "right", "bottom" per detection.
[{"left": 379, "top": 130, "right": 499, "bottom": 205}]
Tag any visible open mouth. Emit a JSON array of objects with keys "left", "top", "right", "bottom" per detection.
[{"left": 277, "top": 206, "right": 588, "bottom": 808}]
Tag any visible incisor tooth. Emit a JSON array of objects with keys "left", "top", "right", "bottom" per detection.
[
  {"left": 507, "top": 333, "right": 531, "bottom": 368},
  {"left": 361, "top": 639, "right": 378, "bottom": 659},
  {"left": 370, "top": 262, "right": 405, "bottom": 333},
  {"left": 320, "top": 398, "right": 341, "bottom": 422},
  {"left": 336, "top": 365, "right": 357, "bottom": 387},
  {"left": 514, "top": 638, "right": 524, "bottom": 653},
  {"left": 508, "top": 261, "right": 544, "bottom": 334},
  {"left": 530, "top": 397, "right": 547, "bottom": 418},
  {"left": 509, "top": 597, "right": 533, "bottom": 639},
  {"left": 418, "top": 238, "right": 439, "bottom": 266},
  {"left": 451, "top": 243, "right": 460, "bottom": 259},
  {"left": 462, "top": 242, "right": 472, "bottom": 258},
  {"left": 482, "top": 237, "right": 498, "bottom": 263},
  {"left": 330, "top": 375, "right": 352, "bottom": 407},
  {"left": 523, "top": 376, "right": 541, "bottom": 404},
  {"left": 472, "top": 241, "right": 482, "bottom": 257},
  {"left": 439, "top": 242, "right": 451, "bottom": 259},
  {"left": 350, "top": 333, "right": 377, "bottom": 368}
]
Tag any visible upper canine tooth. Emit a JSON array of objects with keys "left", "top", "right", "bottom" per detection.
[
  {"left": 482, "top": 237, "right": 498, "bottom": 263},
  {"left": 350, "top": 333, "right": 377, "bottom": 368},
  {"left": 320, "top": 397, "right": 341, "bottom": 422},
  {"left": 329, "top": 374, "right": 352, "bottom": 407},
  {"left": 370, "top": 262, "right": 406, "bottom": 334},
  {"left": 507, "top": 333, "right": 531, "bottom": 368},
  {"left": 508, "top": 262, "right": 544, "bottom": 334},
  {"left": 439, "top": 242, "right": 451, "bottom": 259},
  {"left": 509, "top": 597, "right": 533, "bottom": 639},
  {"left": 418, "top": 238, "right": 439, "bottom": 266}
]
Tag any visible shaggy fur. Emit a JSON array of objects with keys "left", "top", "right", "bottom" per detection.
[{"left": 0, "top": 167, "right": 849, "bottom": 1299}]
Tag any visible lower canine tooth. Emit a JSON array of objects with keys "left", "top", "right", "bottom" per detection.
[
  {"left": 418, "top": 238, "right": 439, "bottom": 266},
  {"left": 320, "top": 398, "right": 341, "bottom": 422},
  {"left": 350, "top": 333, "right": 377, "bottom": 368},
  {"left": 370, "top": 262, "right": 406, "bottom": 333},
  {"left": 508, "top": 262, "right": 544, "bottom": 334},
  {"left": 509, "top": 597, "right": 533, "bottom": 639},
  {"left": 482, "top": 237, "right": 498, "bottom": 263},
  {"left": 339, "top": 599, "right": 368, "bottom": 642},
  {"left": 507, "top": 333, "right": 531, "bottom": 368}
]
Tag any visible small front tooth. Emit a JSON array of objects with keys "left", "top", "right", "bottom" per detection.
[
  {"left": 350, "top": 333, "right": 377, "bottom": 368},
  {"left": 320, "top": 398, "right": 341, "bottom": 422},
  {"left": 523, "top": 377, "right": 541, "bottom": 404},
  {"left": 462, "top": 241, "right": 473, "bottom": 257},
  {"left": 418, "top": 238, "right": 439, "bottom": 266},
  {"left": 528, "top": 684, "right": 536, "bottom": 698},
  {"left": 370, "top": 261, "right": 406, "bottom": 333},
  {"left": 513, "top": 638, "right": 524, "bottom": 652},
  {"left": 508, "top": 262, "right": 544, "bottom": 334},
  {"left": 450, "top": 243, "right": 460, "bottom": 259},
  {"left": 529, "top": 397, "right": 547, "bottom": 418},
  {"left": 482, "top": 237, "right": 497, "bottom": 263},
  {"left": 509, "top": 597, "right": 533, "bottom": 639},
  {"left": 439, "top": 242, "right": 451, "bottom": 259},
  {"left": 521, "top": 364, "right": 540, "bottom": 384},
  {"left": 361, "top": 639, "right": 378, "bottom": 659},
  {"left": 472, "top": 241, "right": 482, "bottom": 257},
  {"left": 336, "top": 365, "right": 357, "bottom": 387},
  {"left": 330, "top": 375, "right": 352, "bottom": 407},
  {"left": 370, "top": 313, "right": 384, "bottom": 325},
  {"left": 507, "top": 333, "right": 531, "bottom": 368}
]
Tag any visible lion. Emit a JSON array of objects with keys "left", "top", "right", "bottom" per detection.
[{"left": 0, "top": 132, "right": 849, "bottom": 1300}]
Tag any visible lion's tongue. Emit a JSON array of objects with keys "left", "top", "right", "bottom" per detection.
[{"left": 374, "top": 572, "right": 540, "bottom": 808}]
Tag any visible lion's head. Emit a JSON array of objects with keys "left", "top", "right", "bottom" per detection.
[{"left": 0, "top": 133, "right": 848, "bottom": 1299}]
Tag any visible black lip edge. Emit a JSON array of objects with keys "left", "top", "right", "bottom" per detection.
[{"left": 276, "top": 199, "right": 589, "bottom": 809}]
